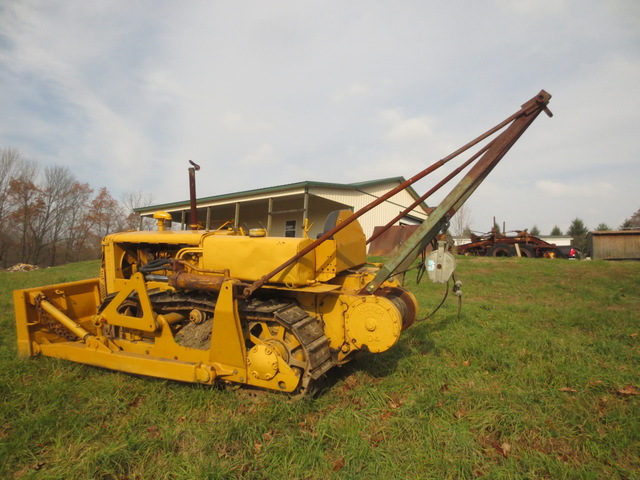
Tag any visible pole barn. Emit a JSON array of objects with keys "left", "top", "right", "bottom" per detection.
[{"left": 587, "top": 230, "right": 640, "bottom": 260}]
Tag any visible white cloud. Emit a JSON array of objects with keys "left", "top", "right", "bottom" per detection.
[
  {"left": 535, "top": 180, "right": 615, "bottom": 198},
  {"left": 142, "top": 69, "right": 184, "bottom": 104},
  {"left": 379, "top": 109, "right": 435, "bottom": 144},
  {"left": 330, "top": 82, "right": 372, "bottom": 102},
  {"left": 0, "top": 0, "right": 638, "bottom": 232},
  {"left": 240, "top": 143, "right": 279, "bottom": 167},
  {"left": 220, "top": 112, "right": 271, "bottom": 133},
  {"left": 493, "top": 0, "right": 567, "bottom": 15}
]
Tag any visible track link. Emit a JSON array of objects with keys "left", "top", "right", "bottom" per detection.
[
  {"left": 105, "top": 292, "right": 334, "bottom": 396},
  {"left": 245, "top": 300, "right": 333, "bottom": 396}
]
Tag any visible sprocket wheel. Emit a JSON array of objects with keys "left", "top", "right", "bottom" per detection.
[
  {"left": 245, "top": 304, "right": 332, "bottom": 396},
  {"left": 248, "top": 319, "right": 308, "bottom": 378}
]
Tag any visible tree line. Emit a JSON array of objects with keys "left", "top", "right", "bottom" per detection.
[
  {"left": 531, "top": 211, "right": 640, "bottom": 252},
  {"left": 540, "top": 211, "right": 640, "bottom": 238},
  {"left": 0, "top": 147, "right": 153, "bottom": 269}
]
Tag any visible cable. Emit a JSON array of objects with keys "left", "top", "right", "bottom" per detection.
[
  {"left": 139, "top": 258, "right": 172, "bottom": 273},
  {"left": 415, "top": 273, "right": 463, "bottom": 323},
  {"left": 416, "top": 280, "right": 450, "bottom": 323},
  {"left": 415, "top": 259, "right": 426, "bottom": 284}
]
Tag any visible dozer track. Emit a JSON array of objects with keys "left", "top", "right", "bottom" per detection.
[
  {"left": 104, "top": 292, "right": 333, "bottom": 395},
  {"left": 247, "top": 301, "right": 334, "bottom": 396}
]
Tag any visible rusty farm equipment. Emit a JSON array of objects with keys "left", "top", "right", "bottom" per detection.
[
  {"left": 457, "top": 228, "right": 562, "bottom": 258},
  {"left": 14, "top": 91, "right": 552, "bottom": 395}
]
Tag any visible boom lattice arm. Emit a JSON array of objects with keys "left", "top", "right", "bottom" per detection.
[
  {"left": 243, "top": 90, "right": 552, "bottom": 298},
  {"left": 364, "top": 90, "right": 552, "bottom": 293}
]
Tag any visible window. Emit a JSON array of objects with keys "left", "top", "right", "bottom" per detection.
[{"left": 285, "top": 220, "right": 296, "bottom": 237}]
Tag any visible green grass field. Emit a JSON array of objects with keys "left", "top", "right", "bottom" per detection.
[{"left": 1, "top": 257, "right": 638, "bottom": 479}]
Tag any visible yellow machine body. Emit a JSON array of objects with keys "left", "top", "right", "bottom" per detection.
[
  {"left": 13, "top": 91, "right": 552, "bottom": 395},
  {"left": 14, "top": 210, "right": 415, "bottom": 395}
]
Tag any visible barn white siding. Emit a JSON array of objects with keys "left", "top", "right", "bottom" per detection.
[
  {"left": 135, "top": 177, "right": 429, "bottom": 240},
  {"left": 311, "top": 181, "right": 428, "bottom": 238}
]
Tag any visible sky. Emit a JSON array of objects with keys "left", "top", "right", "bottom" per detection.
[{"left": 1, "top": 0, "right": 639, "bottom": 235}]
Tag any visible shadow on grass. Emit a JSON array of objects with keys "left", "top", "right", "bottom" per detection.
[
  {"left": 317, "top": 310, "right": 461, "bottom": 393},
  {"left": 17, "top": 308, "right": 462, "bottom": 402},
  {"left": 419, "top": 309, "right": 464, "bottom": 336}
]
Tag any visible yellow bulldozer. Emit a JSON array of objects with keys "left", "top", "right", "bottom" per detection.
[{"left": 14, "top": 91, "right": 552, "bottom": 395}]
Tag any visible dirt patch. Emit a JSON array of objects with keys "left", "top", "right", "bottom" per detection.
[{"left": 174, "top": 319, "right": 213, "bottom": 350}]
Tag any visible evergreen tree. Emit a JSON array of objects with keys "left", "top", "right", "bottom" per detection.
[
  {"left": 596, "top": 223, "right": 610, "bottom": 231},
  {"left": 550, "top": 225, "right": 563, "bottom": 236},
  {"left": 567, "top": 218, "right": 588, "bottom": 251},
  {"left": 530, "top": 225, "right": 540, "bottom": 236}
]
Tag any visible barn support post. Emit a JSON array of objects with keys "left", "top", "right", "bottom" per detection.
[{"left": 267, "top": 198, "right": 273, "bottom": 235}]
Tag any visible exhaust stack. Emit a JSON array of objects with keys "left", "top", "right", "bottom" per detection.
[{"left": 188, "top": 160, "right": 201, "bottom": 230}]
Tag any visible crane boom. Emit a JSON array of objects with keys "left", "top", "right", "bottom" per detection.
[
  {"left": 364, "top": 90, "right": 552, "bottom": 293},
  {"left": 243, "top": 90, "right": 552, "bottom": 298}
]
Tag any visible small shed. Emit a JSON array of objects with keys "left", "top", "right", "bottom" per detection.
[{"left": 587, "top": 230, "right": 640, "bottom": 260}]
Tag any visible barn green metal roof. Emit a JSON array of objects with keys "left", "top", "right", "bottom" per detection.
[{"left": 135, "top": 177, "right": 424, "bottom": 213}]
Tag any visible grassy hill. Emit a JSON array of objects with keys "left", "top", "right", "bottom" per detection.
[{"left": 1, "top": 257, "right": 638, "bottom": 479}]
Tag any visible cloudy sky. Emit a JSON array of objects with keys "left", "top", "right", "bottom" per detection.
[{"left": 1, "top": 1, "right": 638, "bottom": 235}]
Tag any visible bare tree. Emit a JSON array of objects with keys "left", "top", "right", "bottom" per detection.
[
  {"left": 121, "top": 190, "right": 156, "bottom": 230},
  {"left": 63, "top": 185, "right": 125, "bottom": 262},
  {"left": 620, "top": 208, "right": 640, "bottom": 229},
  {"left": 0, "top": 146, "right": 158, "bottom": 266},
  {"left": 0, "top": 148, "right": 21, "bottom": 266},
  {"left": 63, "top": 182, "right": 94, "bottom": 263},
  {"left": 73, "top": 187, "right": 127, "bottom": 258},
  {"left": 8, "top": 160, "right": 42, "bottom": 264},
  {"left": 39, "top": 165, "right": 77, "bottom": 265},
  {"left": 451, "top": 204, "right": 473, "bottom": 237}
]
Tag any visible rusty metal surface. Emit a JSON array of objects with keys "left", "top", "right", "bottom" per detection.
[
  {"left": 368, "top": 225, "right": 420, "bottom": 256},
  {"left": 188, "top": 160, "right": 201, "bottom": 230},
  {"left": 243, "top": 90, "right": 553, "bottom": 298},
  {"left": 170, "top": 271, "right": 228, "bottom": 292},
  {"left": 367, "top": 145, "right": 487, "bottom": 247},
  {"left": 457, "top": 230, "right": 559, "bottom": 257},
  {"left": 364, "top": 91, "right": 552, "bottom": 294}
]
